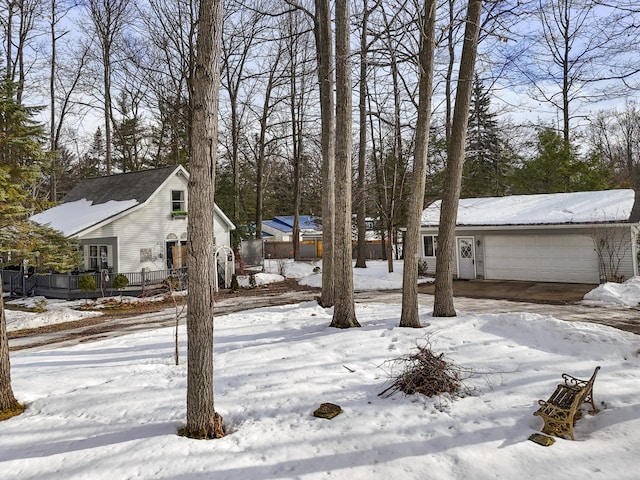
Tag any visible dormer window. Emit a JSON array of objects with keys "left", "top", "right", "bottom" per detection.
[{"left": 172, "top": 190, "right": 185, "bottom": 212}]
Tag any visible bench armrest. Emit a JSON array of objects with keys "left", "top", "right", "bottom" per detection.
[{"left": 561, "top": 373, "right": 587, "bottom": 388}]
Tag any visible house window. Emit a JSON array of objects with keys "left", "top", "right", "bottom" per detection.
[
  {"left": 171, "top": 190, "right": 185, "bottom": 212},
  {"left": 89, "top": 245, "right": 109, "bottom": 270},
  {"left": 423, "top": 235, "right": 437, "bottom": 257}
]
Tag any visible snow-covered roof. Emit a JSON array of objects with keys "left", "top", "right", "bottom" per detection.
[
  {"left": 30, "top": 167, "right": 186, "bottom": 236},
  {"left": 421, "top": 189, "right": 638, "bottom": 227},
  {"left": 31, "top": 198, "right": 139, "bottom": 236}
]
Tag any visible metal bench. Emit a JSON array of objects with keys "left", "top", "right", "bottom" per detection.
[{"left": 533, "top": 366, "right": 600, "bottom": 440}]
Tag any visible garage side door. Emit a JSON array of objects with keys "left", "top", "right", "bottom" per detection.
[{"left": 484, "top": 234, "right": 599, "bottom": 283}]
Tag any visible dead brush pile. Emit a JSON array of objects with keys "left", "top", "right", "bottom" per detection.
[{"left": 379, "top": 342, "right": 465, "bottom": 398}]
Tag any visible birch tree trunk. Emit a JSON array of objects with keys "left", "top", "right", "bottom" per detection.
[
  {"left": 313, "top": 0, "right": 335, "bottom": 308},
  {"left": 183, "top": 0, "right": 225, "bottom": 439},
  {"left": 330, "top": 0, "right": 360, "bottom": 328},
  {"left": 400, "top": 0, "right": 437, "bottom": 328},
  {"left": 433, "top": 0, "right": 483, "bottom": 318}
]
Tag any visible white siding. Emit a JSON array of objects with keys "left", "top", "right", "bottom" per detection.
[
  {"left": 78, "top": 173, "right": 233, "bottom": 273},
  {"left": 214, "top": 209, "right": 232, "bottom": 249},
  {"left": 80, "top": 174, "right": 188, "bottom": 272}
]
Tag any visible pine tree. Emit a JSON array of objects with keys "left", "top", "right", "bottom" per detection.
[
  {"left": 512, "top": 127, "right": 612, "bottom": 194},
  {"left": 80, "top": 128, "right": 106, "bottom": 178},
  {"left": 462, "top": 75, "right": 512, "bottom": 197},
  {"left": 0, "top": 77, "right": 50, "bottom": 203},
  {"left": 0, "top": 76, "right": 79, "bottom": 271}
]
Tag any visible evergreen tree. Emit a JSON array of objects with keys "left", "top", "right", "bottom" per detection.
[
  {"left": 0, "top": 77, "right": 50, "bottom": 205},
  {"left": 78, "top": 128, "right": 105, "bottom": 178},
  {"left": 462, "top": 76, "right": 513, "bottom": 197},
  {"left": 0, "top": 75, "right": 81, "bottom": 271},
  {"left": 512, "top": 127, "right": 612, "bottom": 194},
  {"left": 113, "top": 92, "right": 149, "bottom": 172}
]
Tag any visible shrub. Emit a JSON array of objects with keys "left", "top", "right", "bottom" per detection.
[
  {"left": 164, "top": 275, "right": 180, "bottom": 291},
  {"left": 33, "top": 297, "right": 47, "bottom": 313},
  {"left": 112, "top": 274, "right": 129, "bottom": 301},
  {"left": 276, "top": 259, "right": 287, "bottom": 276},
  {"left": 78, "top": 274, "right": 96, "bottom": 292},
  {"left": 113, "top": 273, "right": 129, "bottom": 291},
  {"left": 78, "top": 274, "right": 96, "bottom": 303},
  {"left": 417, "top": 259, "right": 429, "bottom": 277}
]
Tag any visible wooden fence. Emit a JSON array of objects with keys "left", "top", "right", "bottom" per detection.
[{"left": 263, "top": 240, "right": 386, "bottom": 260}]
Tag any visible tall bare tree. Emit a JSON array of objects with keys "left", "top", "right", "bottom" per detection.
[
  {"left": 1, "top": 0, "right": 43, "bottom": 104},
  {"left": 254, "top": 42, "right": 286, "bottom": 240},
  {"left": 48, "top": 0, "right": 90, "bottom": 201},
  {"left": 354, "top": 0, "right": 381, "bottom": 269},
  {"left": 284, "top": 9, "right": 314, "bottom": 261},
  {"left": 139, "top": 0, "right": 197, "bottom": 166},
  {"left": 400, "top": 0, "right": 436, "bottom": 328},
  {"left": 313, "top": 0, "right": 336, "bottom": 308},
  {"left": 183, "top": 0, "right": 224, "bottom": 439},
  {"left": 525, "top": 0, "right": 639, "bottom": 144},
  {"left": 330, "top": 0, "right": 359, "bottom": 328},
  {"left": 380, "top": 6, "right": 408, "bottom": 274},
  {"left": 433, "top": 0, "right": 482, "bottom": 318},
  {"left": 221, "top": 1, "right": 262, "bottom": 229},
  {"left": 84, "top": 0, "right": 131, "bottom": 175}
]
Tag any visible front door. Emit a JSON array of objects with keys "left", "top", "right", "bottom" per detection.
[{"left": 457, "top": 237, "right": 475, "bottom": 280}]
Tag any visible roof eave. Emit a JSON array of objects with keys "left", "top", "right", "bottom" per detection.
[{"left": 421, "top": 221, "right": 637, "bottom": 231}]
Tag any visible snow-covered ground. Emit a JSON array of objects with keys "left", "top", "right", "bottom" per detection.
[{"left": 2, "top": 261, "right": 640, "bottom": 479}]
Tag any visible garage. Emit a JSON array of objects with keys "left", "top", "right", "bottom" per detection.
[{"left": 484, "top": 234, "right": 599, "bottom": 284}]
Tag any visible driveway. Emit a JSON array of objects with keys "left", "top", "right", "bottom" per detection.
[
  {"left": 9, "top": 281, "right": 640, "bottom": 352},
  {"left": 417, "top": 279, "right": 596, "bottom": 304},
  {"left": 359, "top": 280, "right": 640, "bottom": 335}
]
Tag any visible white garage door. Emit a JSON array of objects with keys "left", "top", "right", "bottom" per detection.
[{"left": 484, "top": 234, "right": 599, "bottom": 283}]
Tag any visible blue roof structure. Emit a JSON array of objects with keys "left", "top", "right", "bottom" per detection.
[{"left": 261, "top": 216, "right": 321, "bottom": 237}]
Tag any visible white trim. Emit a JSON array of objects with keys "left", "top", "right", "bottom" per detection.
[
  {"left": 455, "top": 236, "right": 476, "bottom": 280},
  {"left": 214, "top": 245, "right": 235, "bottom": 291}
]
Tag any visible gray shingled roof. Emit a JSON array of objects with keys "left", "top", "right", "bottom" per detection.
[{"left": 63, "top": 166, "right": 181, "bottom": 204}]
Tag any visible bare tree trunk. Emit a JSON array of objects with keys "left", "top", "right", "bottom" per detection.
[
  {"left": 87, "top": 0, "right": 131, "bottom": 176},
  {"left": 221, "top": 8, "right": 261, "bottom": 230},
  {"left": 254, "top": 46, "right": 283, "bottom": 241},
  {"left": 314, "top": 0, "right": 335, "bottom": 308},
  {"left": 183, "top": 0, "right": 224, "bottom": 439},
  {"left": 433, "top": 0, "right": 483, "bottom": 318},
  {"left": 288, "top": 12, "right": 303, "bottom": 262},
  {"left": 292, "top": 97, "right": 303, "bottom": 262},
  {"left": 0, "top": 283, "right": 21, "bottom": 415},
  {"left": 445, "top": 0, "right": 456, "bottom": 143},
  {"left": 400, "top": 0, "right": 436, "bottom": 328},
  {"left": 103, "top": 59, "right": 113, "bottom": 175},
  {"left": 49, "top": 0, "right": 58, "bottom": 201},
  {"left": 355, "top": 0, "right": 372, "bottom": 269},
  {"left": 330, "top": 0, "right": 359, "bottom": 329}
]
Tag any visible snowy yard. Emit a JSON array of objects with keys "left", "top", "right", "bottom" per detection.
[{"left": 2, "top": 261, "right": 640, "bottom": 479}]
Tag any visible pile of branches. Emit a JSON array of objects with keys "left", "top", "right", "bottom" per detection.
[{"left": 379, "top": 342, "right": 465, "bottom": 399}]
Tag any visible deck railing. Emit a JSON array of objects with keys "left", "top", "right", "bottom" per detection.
[{"left": 1, "top": 267, "right": 188, "bottom": 299}]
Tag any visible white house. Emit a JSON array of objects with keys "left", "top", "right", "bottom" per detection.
[
  {"left": 31, "top": 165, "right": 235, "bottom": 273},
  {"left": 420, "top": 190, "right": 640, "bottom": 284}
]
